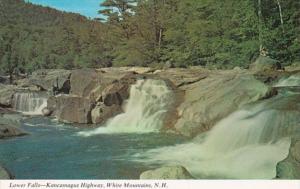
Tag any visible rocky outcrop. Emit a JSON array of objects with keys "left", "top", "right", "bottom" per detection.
[
  {"left": 90, "top": 73, "right": 137, "bottom": 124},
  {"left": 29, "top": 69, "right": 71, "bottom": 93},
  {"left": 0, "top": 84, "right": 16, "bottom": 107},
  {"left": 0, "top": 112, "right": 22, "bottom": 126},
  {"left": 291, "top": 141, "right": 300, "bottom": 163},
  {"left": 173, "top": 72, "right": 271, "bottom": 136},
  {"left": 274, "top": 92, "right": 300, "bottom": 179},
  {"left": 47, "top": 70, "right": 137, "bottom": 124},
  {"left": 91, "top": 103, "right": 122, "bottom": 124},
  {"left": 0, "top": 111, "right": 26, "bottom": 139},
  {"left": 140, "top": 166, "right": 194, "bottom": 179},
  {"left": 0, "top": 166, "right": 13, "bottom": 179},
  {"left": 276, "top": 139, "right": 300, "bottom": 179},
  {"left": 250, "top": 56, "right": 281, "bottom": 73},
  {"left": 155, "top": 68, "right": 208, "bottom": 87},
  {"left": 70, "top": 69, "right": 136, "bottom": 100},
  {"left": 70, "top": 69, "right": 99, "bottom": 97},
  {"left": 0, "top": 124, "right": 26, "bottom": 139},
  {"left": 47, "top": 95, "right": 93, "bottom": 124},
  {"left": 101, "top": 74, "right": 136, "bottom": 103}
]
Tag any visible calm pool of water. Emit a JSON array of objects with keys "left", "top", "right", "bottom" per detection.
[{"left": 0, "top": 117, "right": 186, "bottom": 179}]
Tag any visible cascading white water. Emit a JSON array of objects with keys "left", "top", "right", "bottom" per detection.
[
  {"left": 136, "top": 92, "right": 300, "bottom": 179},
  {"left": 79, "top": 79, "right": 173, "bottom": 136},
  {"left": 13, "top": 92, "right": 48, "bottom": 115},
  {"left": 274, "top": 74, "right": 300, "bottom": 87}
]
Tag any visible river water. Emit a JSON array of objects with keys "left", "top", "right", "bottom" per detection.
[
  {"left": 0, "top": 77, "right": 299, "bottom": 179},
  {"left": 0, "top": 117, "right": 186, "bottom": 179}
]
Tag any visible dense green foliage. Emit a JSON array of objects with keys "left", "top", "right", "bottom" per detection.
[
  {"left": 103, "top": 0, "right": 299, "bottom": 68},
  {"left": 0, "top": 0, "right": 112, "bottom": 75},
  {"left": 0, "top": 0, "right": 299, "bottom": 76}
]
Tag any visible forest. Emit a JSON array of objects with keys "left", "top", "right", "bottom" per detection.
[{"left": 0, "top": 0, "right": 299, "bottom": 75}]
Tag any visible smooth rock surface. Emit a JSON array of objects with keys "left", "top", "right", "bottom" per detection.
[
  {"left": 291, "top": 141, "right": 300, "bottom": 163},
  {"left": 101, "top": 82, "right": 130, "bottom": 106},
  {"left": 155, "top": 68, "right": 209, "bottom": 87},
  {"left": 140, "top": 166, "right": 194, "bottom": 179},
  {"left": 0, "top": 113, "right": 22, "bottom": 127},
  {"left": 174, "top": 73, "right": 271, "bottom": 136},
  {"left": 91, "top": 103, "right": 122, "bottom": 124},
  {"left": 42, "top": 107, "right": 52, "bottom": 117},
  {"left": 0, "top": 166, "right": 13, "bottom": 179},
  {"left": 29, "top": 69, "right": 71, "bottom": 93},
  {"left": 0, "top": 124, "right": 26, "bottom": 139},
  {"left": 0, "top": 84, "right": 16, "bottom": 107},
  {"left": 89, "top": 72, "right": 136, "bottom": 104},
  {"left": 89, "top": 73, "right": 136, "bottom": 124},
  {"left": 70, "top": 69, "right": 99, "bottom": 97},
  {"left": 48, "top": 95, "right": 93, "bottom": 124},
  {"left": 276, "top": 139, "right": 300, "bottom": 179}
]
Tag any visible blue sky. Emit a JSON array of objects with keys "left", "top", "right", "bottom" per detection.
[{"left": 27, "top": 0, "right": 104, "bottom": 18}]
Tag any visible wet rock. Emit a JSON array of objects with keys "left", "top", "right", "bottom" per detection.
[
  {"left": 140, "top": 166, "right": 194, "bottom": 179},
  {"left": 0, "top": 113, "right": 23, "bottom": 127},
  {"left": 276, "top": 161, "right": 299, "bottom": 179},
  {"left": 0, "top": 84, "right": 16, "bottom": 107},
  {"left": 48, "top": 95, "right": 93, "bottom": 124},
  {"left": 291, "top": 141, "right": 300, "bottom": 163},
  {"left": 91, "top": 103, "right": 122, "bottom": 124},
  {"left": 90, "top": 73, "right": 136, "bottom": 124},
  {"left": 42, "top": 107, "right": 52, "bottom": 117},
  {"left": 90, "top": 71, "right": 137, "bottom": 103},
  {"left": 0, "top": 166, "right": 13, "bottom": 179},
  {"left": 0, "top": 124, "right": 26, "bottom": 139},
  {"left": 47, "top": 70, "right": 137, "bottom": 124},
  {"left": 0, "top": 108, "right": 13, "bottom": 114},
  {"left": 101, "top": 82, "right": 130, "bottom": 106},
  {"left": 175, "top": 73, "right": 271, "bottom": 136},
  {"left": 276, "top": 139, "right": 300, "bottom": 179}
]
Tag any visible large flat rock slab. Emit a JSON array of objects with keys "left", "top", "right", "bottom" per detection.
[{"left": 174, "top": 72, "right": 271, "bottom": 136}]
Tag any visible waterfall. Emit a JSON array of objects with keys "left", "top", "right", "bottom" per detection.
[
  {"left": 136, "top": 92, "right": 300, "bottom": 179},
  {"left": 79, "top": 79, "right": 173, "bottom": 136},
  {"left": 13, "top": 92, "right": 48, "bottom": 115}
]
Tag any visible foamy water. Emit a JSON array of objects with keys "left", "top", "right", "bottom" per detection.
[
  {"left": 78, "top": 79, "right": 173, "bottom": 136},
  {"left": 13, "top": 92, "right": 48, "bottom": 115},
  {"left": 135, "top": 108, "right": 291, "bottom": 179}
]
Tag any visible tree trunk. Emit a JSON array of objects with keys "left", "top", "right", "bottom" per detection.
[
  {"left": 9, "top": 72, "right": 13, "bottom": 84},
  {"left": 158, "top": 28, "right": 162, "bottom": 50},
  {"left": 276, "top": 0, "right": 284, "bottom": 31},
  {"left": 258, "top": 0, "right": 263, "bottom": 55}
]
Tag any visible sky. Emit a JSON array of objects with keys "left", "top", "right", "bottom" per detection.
[{"left": 27, "top": 0, "right": 104, "bottom": 19}]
